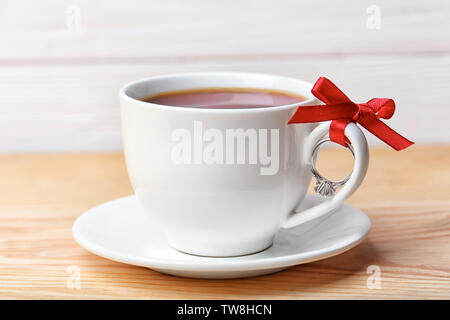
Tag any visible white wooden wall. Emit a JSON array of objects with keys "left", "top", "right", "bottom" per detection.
[{"left": 1, "top": 0, "right": 449, "bottom": 152}]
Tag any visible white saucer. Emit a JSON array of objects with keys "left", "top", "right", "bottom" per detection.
[{"left": 72, "top": 195, "right": 371, "bottom": 279}]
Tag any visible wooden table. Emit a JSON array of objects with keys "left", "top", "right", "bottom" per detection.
[{"left": 0, "top": 146, "right": 449, "bottom": 299}]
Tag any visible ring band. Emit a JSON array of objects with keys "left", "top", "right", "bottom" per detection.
[{"left": 311, "top": 138, "right": 354, "bottom": 196}]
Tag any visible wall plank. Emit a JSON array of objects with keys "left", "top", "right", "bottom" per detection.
[
  {"left": 1, "top": 55, "right": 448, "bottom": 152},
  {"left": 0, "top": 0, "right": 449, "bottom": 60},
  {"left": 0, "top": 0, "right": 448, "bottom": 151}
]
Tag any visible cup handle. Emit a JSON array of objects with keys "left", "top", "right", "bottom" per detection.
[{"left": 282, "top": 122, "right": 369, "bottom": 228}]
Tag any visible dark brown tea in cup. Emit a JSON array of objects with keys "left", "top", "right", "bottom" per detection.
[{"left": 141, "top": 88, "right": 306, "bottom": 109}]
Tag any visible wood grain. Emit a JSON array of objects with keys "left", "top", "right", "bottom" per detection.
[{"left": 0, "top": 146, "right": 449, "bottom": 299}]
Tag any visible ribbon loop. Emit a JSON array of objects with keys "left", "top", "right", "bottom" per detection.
[
  {"left": 288, "top": 77, "right": 414, "bottom": 151},
  {"left": 367, "top": 98, "right": 396, "bottom": 119}
]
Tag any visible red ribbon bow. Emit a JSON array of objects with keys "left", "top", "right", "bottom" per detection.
[{"left": 288, "top": 77, "right": 414, "bottom": 151}]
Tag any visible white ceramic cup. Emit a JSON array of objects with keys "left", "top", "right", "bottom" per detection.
[{"left": 120, "top": 72, "right": 369, "bottom": 257}]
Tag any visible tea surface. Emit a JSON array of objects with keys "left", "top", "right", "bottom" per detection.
[{"left": 141, "top": 88, "right": 306, "bottom": 109}]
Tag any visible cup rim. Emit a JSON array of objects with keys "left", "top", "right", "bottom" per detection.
[{"left": 119, "top": 71, "right": 319, "bottom": 113}]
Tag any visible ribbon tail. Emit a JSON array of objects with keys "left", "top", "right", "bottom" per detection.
[
  {"left": 330, "top": 119, "right": 351, "bottom": 146},
  {"left": 359, "top": 114, "right": 414, "bottom": 151}
]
